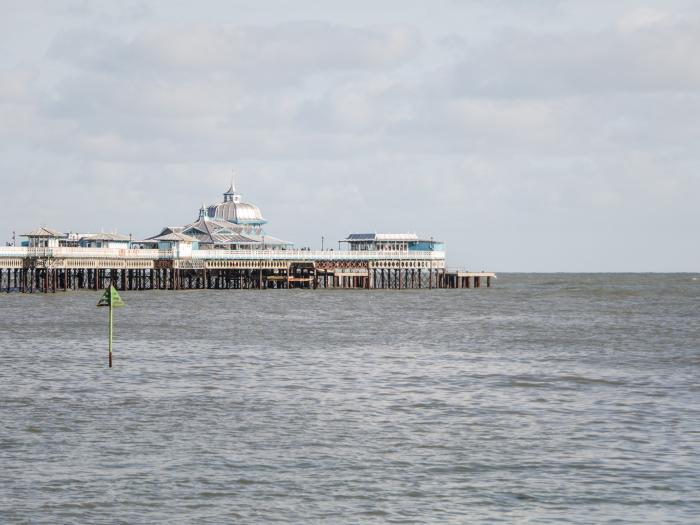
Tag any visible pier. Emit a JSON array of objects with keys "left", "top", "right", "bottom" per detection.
[
  {"left": 1, "top": 180, "right": 495, "bottom": 292},
  {"left": 0, "top": 247, "right": 493, "bottom": 292}
]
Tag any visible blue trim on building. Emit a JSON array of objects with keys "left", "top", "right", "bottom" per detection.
[{"left": 409, "top": 241, "right": 444, "bottom": 251}]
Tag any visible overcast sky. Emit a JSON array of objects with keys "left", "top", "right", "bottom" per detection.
[{"left": 1, "top": 0, "right": 698, "bottom": 271}]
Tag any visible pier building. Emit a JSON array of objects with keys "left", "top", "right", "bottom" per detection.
[
  {"left": 341, "top": 233, "right": 444, "bottom": 252},
  {"left": 78, "top": 233, "right": 131, "bottom": 249},
  {"left": 0, "top": 178, "right": 494, "bottom": 292},
  {"left": 24, "top": 227, "right": 65, "bottom": 248},
  {"left": 146, "top": 182, "right": 292, "bottom": 250}
]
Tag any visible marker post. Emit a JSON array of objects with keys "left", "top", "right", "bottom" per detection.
[{"left": 97, "top": 284, "right": 125, "bottom": 368}]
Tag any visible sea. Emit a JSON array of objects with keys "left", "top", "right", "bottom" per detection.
[{"left": 1, "top": 274, "right": 698, "bottom": 524}]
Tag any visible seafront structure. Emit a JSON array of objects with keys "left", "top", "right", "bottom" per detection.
[
  {"left": 0, "top": 180, "right": 494, "bottom": 292},
  {"left": 145, "top": 181, "right": 293, "bottom": 250}
]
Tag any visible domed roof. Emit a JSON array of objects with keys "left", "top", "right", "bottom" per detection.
[
  {"left": 207, "top": 201, "right": 265, "bottom": 223},
  {"left": 206, "top": 181, "right": 267, "bottom": 225}
]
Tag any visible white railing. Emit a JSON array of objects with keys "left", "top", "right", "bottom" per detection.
[
  {"left": 190, "top": 249, "right": 445, "bottom": 261},
  {"left": 0, "top": 245, "right": 445, "bottom": 262},
  {"left": 0, "top": 247, "right": 25, "bottom": 257},
  {"left": 0, "top": 247, "right": 167, "bottom": 259}
]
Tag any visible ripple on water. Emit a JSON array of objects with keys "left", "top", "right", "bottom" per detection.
[{"left": 0, "top": 275, "right": 699, "bottom": 524}]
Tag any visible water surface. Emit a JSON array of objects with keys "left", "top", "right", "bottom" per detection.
[{"left": 1, "top": 274, "right": 699, "bottom": 523}]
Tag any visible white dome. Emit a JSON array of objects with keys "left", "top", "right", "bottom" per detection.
[
  {"left": 207, "top": 201, "right": 265, "bottom": 223},
  {"left": 205, "top": 182, "right": 266, "bottom": 224}
]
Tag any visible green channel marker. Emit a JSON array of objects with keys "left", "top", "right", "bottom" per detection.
[{"left": 97, "top": 284, "right": 125, "bottom": 368}]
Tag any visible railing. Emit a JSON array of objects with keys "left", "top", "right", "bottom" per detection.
[
  {"left": 0, "top": 246, "right": 445, "bottom": 262},
  {"left": 0, "top": 247, "right": 25, "bottom": 257},
  {"left": 0, "top": 247, "right": 167, "bottom": 259},
  {"left": 190, "top": 249, "right": 445, "bottom": 261}
]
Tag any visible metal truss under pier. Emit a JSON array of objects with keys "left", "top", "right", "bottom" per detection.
[{"left": 0, "top": 247, "right": 494, "bottom": 293}]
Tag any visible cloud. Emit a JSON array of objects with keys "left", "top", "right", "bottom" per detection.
[
  {"left": 443, "top": 12, "right": 700, "bottom": 97},
  {"left": 617, "top": 7, "right": 670, "bottom": 33},
  {"left": 50, "top": 22, "right": 422, "bottom": 84},
  {"left": 0, "top": 71, "right": 35, "bottom": 103},
  {"left": 1, "top": 3, "right": 699, "bottom": 270},
  {"left": 46, "top": 0, "right": 152, "bottom": 22},
  {"left": 34, "top": 21, "right": 424, "bottom": 162}
]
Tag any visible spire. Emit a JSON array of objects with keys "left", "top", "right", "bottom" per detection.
[
  {"left": 198, "top": 202, "right": 207, "bottom": 220},
  {"left": 223, "top": 172, "right": 241, "bottom": 203},
  {"left": 225, "top": 172, "right": 236, "bottom": 194}
]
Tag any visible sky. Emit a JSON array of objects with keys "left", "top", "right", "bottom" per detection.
[{"left": 1, "top": 0, "right": 698, "bottom": 272}]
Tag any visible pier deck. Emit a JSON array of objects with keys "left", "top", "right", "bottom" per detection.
[{"left": 0, "top": 247, "right": 494, "bottom": 292}]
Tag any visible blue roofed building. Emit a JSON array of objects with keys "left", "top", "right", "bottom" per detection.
[{"left": 340, "top": 233, "right": 444, "bottom": 252}]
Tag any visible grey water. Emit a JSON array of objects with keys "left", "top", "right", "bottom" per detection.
[{"left": 1, "top": 274, "right": 699, "bottom": 524}]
